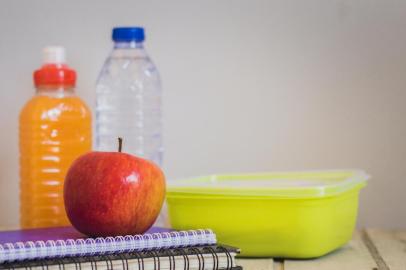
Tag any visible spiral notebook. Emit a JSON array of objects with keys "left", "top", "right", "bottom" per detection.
[
  {"left": 0, "top": 226, "right": 216, "bottom": 263},
  {"left": 0, "top": 245, "right": 241, "bottom": 270},
  {"left": 0, "top": 226, "right": 241, "bottom": 270}
]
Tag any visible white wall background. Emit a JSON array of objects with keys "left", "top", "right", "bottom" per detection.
[{"left": 0, "top": 0, "right": 405, "bottom": 228}]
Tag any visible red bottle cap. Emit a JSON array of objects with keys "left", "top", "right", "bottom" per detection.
[
  {"left": 34, "top": 64, "right": 76, "bottom": 88},
  {"left": 33, "top": 46, "right": 76, "bottom": 88}
]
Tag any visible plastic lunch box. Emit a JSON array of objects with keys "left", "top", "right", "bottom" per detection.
[{"left": 166, "top": 170, "right": 368, "bottom": 258}]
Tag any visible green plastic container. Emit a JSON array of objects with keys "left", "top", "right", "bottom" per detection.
[{"left": 166, "top": 170, "right": 368, "bottom": 258}]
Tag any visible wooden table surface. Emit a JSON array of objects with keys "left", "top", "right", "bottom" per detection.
[{"left": 236, "top": 229, "right": 406, "bottom": 270}]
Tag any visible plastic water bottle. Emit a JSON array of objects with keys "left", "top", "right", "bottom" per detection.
[{"left": 95, "top": 27, "right": 163, "bottom": 166}]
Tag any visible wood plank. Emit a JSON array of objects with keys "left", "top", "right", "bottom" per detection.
[
  {"left": 366, "top": 229, "right": 406, "bottom": 270},
  {"left": 360, "top": 229, "right": 390, "bottom": 270},
  {"left": 236, "top": 258, "right": 274, "bottom": 270},
  {"left": 284, "top": 232, "right": 377, "bottom": 270}
]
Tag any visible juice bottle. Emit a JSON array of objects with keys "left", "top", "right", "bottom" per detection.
[{"left": 19, "top": 47, "right": 92, "bottom": 228}]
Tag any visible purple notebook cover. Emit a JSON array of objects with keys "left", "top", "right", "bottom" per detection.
[{"left": 0, "top": 226, "right": 171, "bottom": 245}]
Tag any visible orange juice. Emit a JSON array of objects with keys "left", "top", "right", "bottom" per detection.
[{"left": 19, "top": 47, "right": 91, "bottom": 228}]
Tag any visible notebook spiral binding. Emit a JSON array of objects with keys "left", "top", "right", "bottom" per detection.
[
  {"left": 1, "top": 246, "right": 236, "bottom": 270},
  {"left": 203, "top": 247, "right": 219, "bottom": 270},
  {"left": 0, "top": 230, "right": 216, "bottom": 263},
  {"left": 189, "top": 248, "right": 203, "bottom": 270},
  {"left": 174, "top": 248, "right": 189, "bottom": 270}
]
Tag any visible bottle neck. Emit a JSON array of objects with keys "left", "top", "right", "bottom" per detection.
[
  {"left": 36, "top": 85, "right": 75, "bottom": 97},
  {"left": 111, "top": 41, "right": 148, "bottom": 58},
  {"left": 114, "top": 41, "right": 144, "bottom": 49}
]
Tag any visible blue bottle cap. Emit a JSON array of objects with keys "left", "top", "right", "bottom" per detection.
[{"left": 112, "top": 27, "right": 145, "bottom": 42}]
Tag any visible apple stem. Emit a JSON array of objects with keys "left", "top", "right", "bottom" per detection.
[{"left": 118, "top": 137, "right": 123, "bottom": 152}]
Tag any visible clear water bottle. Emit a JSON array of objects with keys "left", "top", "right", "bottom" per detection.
[{"left": 96, "top": 27, "right": 163, "bottom": 166}]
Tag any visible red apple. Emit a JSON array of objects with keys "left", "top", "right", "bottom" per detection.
[{"left": 63, "top": 138, "right": 165, "bottom": 237}]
